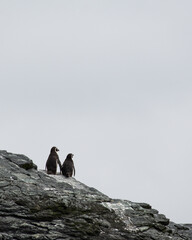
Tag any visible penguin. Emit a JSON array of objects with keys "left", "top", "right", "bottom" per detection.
[
  {"left": 61, "top": 153, "right": 75, "bottom": 177},
  {"left": 45, "top": 147, "right": 61, "bottom": 174}
]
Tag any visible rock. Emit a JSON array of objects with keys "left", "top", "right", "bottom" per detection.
[
  {"left": 0, "top": 150, "right": 37, "bottom": 170},
  {"left": 0, "top": 150, "right": 191, "bottom": 240}
]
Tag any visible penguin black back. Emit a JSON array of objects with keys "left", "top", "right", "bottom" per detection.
[
  {"left": 46, "top": 146, "right": 60, "bottom": 174},
  {"left": 61, "top": 153, "right": 75, "bottom": 177}
]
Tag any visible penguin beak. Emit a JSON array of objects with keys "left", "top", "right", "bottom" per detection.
[{"left": 56, "top": 148, "right": 59, "bottom": 152}]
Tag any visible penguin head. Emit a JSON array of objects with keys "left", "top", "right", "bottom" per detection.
[
  {"left": 51, "top": 146, "right": 59, "bottom": 153},
  {"left": 67, "top": 153, "right": 74, "bottom": 159}
]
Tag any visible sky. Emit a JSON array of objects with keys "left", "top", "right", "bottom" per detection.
[{"left": 0, "top": 0, "right": 192, "bottom": 224}]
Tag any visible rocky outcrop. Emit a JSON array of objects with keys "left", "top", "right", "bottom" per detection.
[{"left": 0, "top": 150, "right": 191, "bottom": 240}]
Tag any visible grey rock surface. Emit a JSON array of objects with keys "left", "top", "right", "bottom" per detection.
[{"left": 0, "top": 150, "right": 191, "bottom": 240}]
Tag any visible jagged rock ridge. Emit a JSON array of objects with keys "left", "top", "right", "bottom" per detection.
[{"left": 0, "top": 150, "right": 191, "bottom": 240}]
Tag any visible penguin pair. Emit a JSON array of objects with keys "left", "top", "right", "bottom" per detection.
[{"left": 45, "top": 147, "right": 75, "bottom": 178}]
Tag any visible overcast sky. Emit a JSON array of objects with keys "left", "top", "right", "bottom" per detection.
[{"left": 1, "top": 0, "right": 192, "bottom": 224}]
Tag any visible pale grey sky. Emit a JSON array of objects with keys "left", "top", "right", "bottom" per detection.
[{"left": 1, "top": 0, "right": 192, "bottom": 223}]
